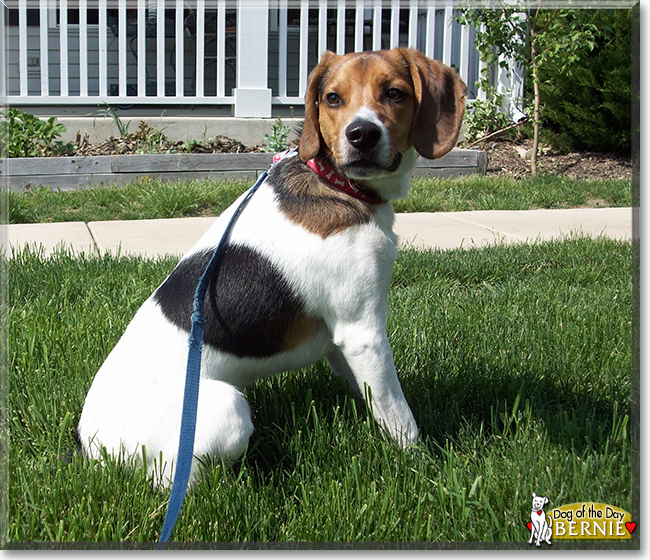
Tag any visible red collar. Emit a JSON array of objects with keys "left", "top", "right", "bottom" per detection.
[
  {"left": 305, "top": 157, "right": 386, "bottom": 205},
  {"left": 272, "top": 150, "right": 386, "bottom": 205}
]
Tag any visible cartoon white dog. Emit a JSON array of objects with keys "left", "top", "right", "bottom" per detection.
[{"left": 528, "top": 492, "right": 552, "bottom": 546}]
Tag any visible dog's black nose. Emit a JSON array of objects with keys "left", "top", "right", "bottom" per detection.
[{"left": 345, "top": 121, "right": 382, "bottom": 152}]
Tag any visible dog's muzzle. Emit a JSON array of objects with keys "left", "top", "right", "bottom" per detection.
[{"left": 341, "top": 120, "right": 402, "bottom": 178}]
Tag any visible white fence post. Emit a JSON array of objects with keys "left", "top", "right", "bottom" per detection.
[
  {"left": 234, "top": 0, "right": 272, "bottom": 117},
  {"left": 408, "top": 0, "right": 418, "bottom": 48},
  {"left": 0, "top": 3, "right": 5, "bottom": 100},
  {"left": 136, "top": 0, "right": 146, "bottom": 97},
  {"left": 317, "top": 0, "right": 327, "bottom": 58},
  {"left": 98, "top": 0, "right": 107, "bottom": 97},
  {"left": 497, "top": 55, "right": 525, "bottom": 120},
  {"left": 80, "top": 0, "right": 89, "bottom": 97},
  {"left": 18, "top": 0, "right": 28, "bottom": 96},
  {"left": 336, "top": 0, "right": 346, "bottom": 54},
  {"left": 118, "top": 0, "right": 126, "bottom": 98},
  {"left": 156, "top": 0, "right": 165, "bottom": 98},
  {"left": 0, "top": 3, "right": 4, "bottom": 221},
  {"left": 298, "top": 0, "right": 309, "bottom": 97}
]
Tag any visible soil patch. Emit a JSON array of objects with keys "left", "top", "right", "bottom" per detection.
[
  {"left": 72, "top": 121, "right": 265, "bottom": 156},
  {"left": 471, "top": 138, "right": 631, "bottom": 181}
]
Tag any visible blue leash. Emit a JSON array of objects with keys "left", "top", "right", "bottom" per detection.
[{"left": 157, "top": 169, "right": 269, "bottom": 548}]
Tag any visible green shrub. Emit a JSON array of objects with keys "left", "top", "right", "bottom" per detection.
[
  {"left": 463, "top": 96, "right": 515, "bottom": 144},
  {"left": 0, "top": 108, "right": 75, "bottom": 158},
  {"left": 536, "top": 9, "right": 632, "bottom": 154}
]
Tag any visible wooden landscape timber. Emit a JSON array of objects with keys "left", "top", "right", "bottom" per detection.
[{"left": 1, "top": 149, "right": 485, "bottom": 192}]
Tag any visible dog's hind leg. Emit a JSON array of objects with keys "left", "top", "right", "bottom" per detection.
[
  {"left": 544, "top": 520, "right": 552, "bottom": 545},
  {"left": 81, "top": 377, "right": 254, "bottom": 489},
  {"left": 173, "top": 379, "right": 254, "bottom": 488}
]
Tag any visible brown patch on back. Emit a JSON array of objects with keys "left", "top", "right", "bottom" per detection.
[
  {"left": 282, "top": 311, "right": 326, "bottom": 352},
  {"left": 269, "top": 155, "right": 373, "bottom": 238}
]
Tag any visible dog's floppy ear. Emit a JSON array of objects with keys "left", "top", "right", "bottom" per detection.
[
  {"left": 299, "top": 50, "right": 338, "bottom": 161},
  {"left": 401, "top": 48, "right": 467, "bottom": 160}
]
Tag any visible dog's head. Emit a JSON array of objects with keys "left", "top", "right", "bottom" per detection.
[
  {"left": 532, "top": 492, "right": 549, "bottom": 511},
  {"left": 299, "top": 48, "right": 466, "bottom": 196}
]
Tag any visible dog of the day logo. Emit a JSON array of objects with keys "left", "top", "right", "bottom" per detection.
[{"left": 526, "top": 492, "right": 636, "bottom": 545}]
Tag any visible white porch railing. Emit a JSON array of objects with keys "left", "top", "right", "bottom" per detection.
[{"left": 1, "top": 0, "right": 524, "bottom": 117}]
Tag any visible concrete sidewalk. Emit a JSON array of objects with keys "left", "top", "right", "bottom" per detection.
[{"left": 3, "top": 207, "right": 633, "bottom": 259}]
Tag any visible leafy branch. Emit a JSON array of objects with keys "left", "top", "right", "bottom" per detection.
[{"left": 458, "top": 4, "right": 597, "bottom": 174}]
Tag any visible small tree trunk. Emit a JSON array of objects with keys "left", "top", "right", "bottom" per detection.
[
  {"left": 530, "top": 24, "right": 540, "bottom": 176},
  {"left": 531, "top": 62, "right": 541, "bottom": 176}
]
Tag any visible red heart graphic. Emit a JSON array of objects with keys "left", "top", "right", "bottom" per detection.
[
  {"left": 527, "top": 522, "right": 532, "bottom": 532},
  {"left": 626, "top": 522, "right": 636, "bottom": 534}
]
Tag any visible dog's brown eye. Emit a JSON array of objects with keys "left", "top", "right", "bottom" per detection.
[
  {"left": 386, "top": 88, "right": 406, "bottom": 102},
  {"left": 325, "top": 92, "right": 342, "bottom": 107}
]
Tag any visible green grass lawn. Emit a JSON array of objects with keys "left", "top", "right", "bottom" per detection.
[
  {"left": 5, "top": 236, "right": 633, "bottom": 545},
  {"left": 5, "top": 174, "right": 632, "bottom": 224}
]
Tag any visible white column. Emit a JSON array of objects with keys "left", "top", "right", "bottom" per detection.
[{"left": 234, "top": 0, "right": 272, "bottom": 117}]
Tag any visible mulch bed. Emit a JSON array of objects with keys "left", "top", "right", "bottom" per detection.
[
  {"left": 72, "top": 121, "right": 265, "bottom": 157},
  {"left": 471, "top": 138, "right": 632, "bottom": 181}
]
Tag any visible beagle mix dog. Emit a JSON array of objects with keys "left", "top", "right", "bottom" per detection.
[{"left": 78, "top": 48, "right": 466, "bottom": 487}]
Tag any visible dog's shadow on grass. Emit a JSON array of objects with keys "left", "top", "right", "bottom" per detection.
[
  {"left": 404, "top": 355, "right": 625, "bottom": 458},
  {"left": 239, "top": 354, "right": 625, "bottom": 479},
  {"left": 240, "top": 362, "right": 373, "bottom": 480}
]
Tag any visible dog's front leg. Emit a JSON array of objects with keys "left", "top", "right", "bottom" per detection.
[
  {"left": 535, "top": 524, "right": 542, "bottom": 546},
  {"left": 326, "top": 347, "right": 362, "bottom": 396},
  {"left": 329, "top": 326, "right": 418, "bottom": 447}
]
